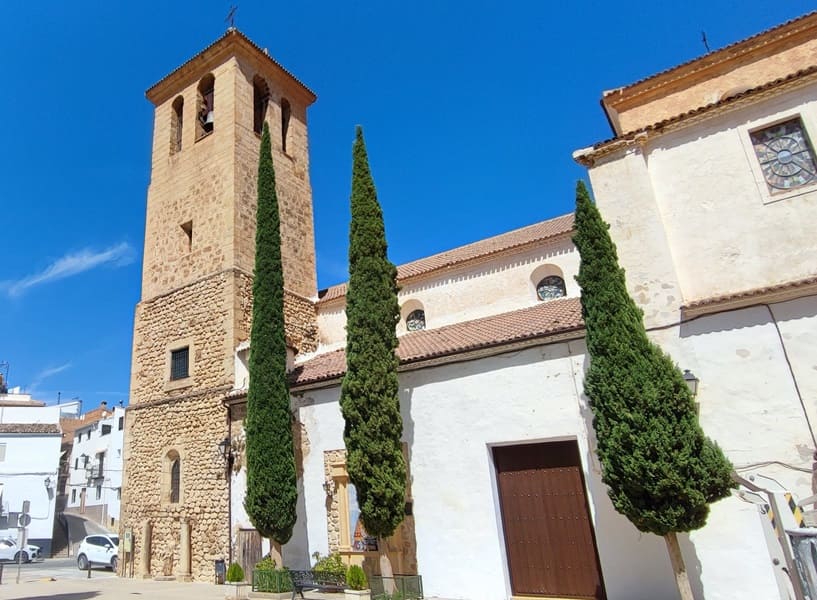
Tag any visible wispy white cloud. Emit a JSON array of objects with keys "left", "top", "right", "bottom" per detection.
[
  {"left": 29, "top": 362, "right": 72, "bottom": 391},
  {"left": 3, "top": 242, "right": 135, "bottom": 297}
]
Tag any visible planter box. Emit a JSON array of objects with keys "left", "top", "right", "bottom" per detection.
[
  {"left": 370, "top": 574, "right": 423, "bottom": 600},
  {"left": 225, "top": 581, "right": 248, "bottom": 599},
  {"left": 248, "top": 592, "right": 290, "bottom": 600},
  {"left": 345, "top": 590, "right": 372, "bottom": 600}
]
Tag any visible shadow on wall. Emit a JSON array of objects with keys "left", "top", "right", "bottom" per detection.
[
  {"left": 576, "top": 348, "right": 705, "bottom": 600},
  {"left": 680, "top": 296, "right": 817, "bottom": 339},
  {"left": 288, "top": 412, "right": 312, "bottom": 570}
]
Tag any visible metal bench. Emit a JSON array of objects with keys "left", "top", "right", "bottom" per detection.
[{"left": 288, "top": 569, "right": 346, "bottom": 599}]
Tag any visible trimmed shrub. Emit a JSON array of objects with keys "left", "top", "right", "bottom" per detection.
[
  {"left": 226, "top": 562, "right": 245, "bottom": 583},
  {"left": 346, "top": 564, "right": 368, "bottom": 590}
]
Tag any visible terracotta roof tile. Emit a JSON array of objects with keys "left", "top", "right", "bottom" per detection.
[
  {"left": 0, "top": 423, "right": 60, "bottom": 434},
  {"left": 146, "top": 28, "right": 315, "bottom": 104},
  {"left": 611, "top": 11, "right": 817, "bottom": 97},
  {"left": 318, "top": 213, "right": 575, "bottom": 303},
  {"left": 577, "top": 66, "right": 817, "bottom": 163},
  {"left": 290, "top": 297, "right": 583, "bottom": 387},
  {"left": 682, "top": 274, "right": 817, "bottom": 311}
]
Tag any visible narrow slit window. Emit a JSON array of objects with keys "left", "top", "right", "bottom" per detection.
[
  {"left": 253, "top": 76, "right": 269, "bottom": 135},
  {"left": 171, "top": 96, "right": 184, "bottom": 154},
  {"left": 281, "top": 98, "right": 291, "bottom": 154},
  {"left": 170, "top": 458, "right": 180, "bottom": 503},
  {"left": 181, "top": 221, "right": 193, "bottom": 252}
]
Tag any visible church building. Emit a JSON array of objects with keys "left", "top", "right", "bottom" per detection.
[{"left": 121, "top": 13, "right": 817, "bottom": 600}]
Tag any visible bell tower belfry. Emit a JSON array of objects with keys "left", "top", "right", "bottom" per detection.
[{"left": 121, "top": 29, "right": 318, "bottom": 581}]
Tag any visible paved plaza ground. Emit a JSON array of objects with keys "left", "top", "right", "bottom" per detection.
[{"left": 0, "top": 558, "right": 455, "bottom": 600}]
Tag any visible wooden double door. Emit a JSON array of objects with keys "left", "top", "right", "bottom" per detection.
[{"left": 494, "top": 441, "right": 605, "bottom": 599}]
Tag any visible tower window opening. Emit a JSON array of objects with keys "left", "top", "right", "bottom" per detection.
[
  {"left": 181, "top": 221, "right": 193, "bottom": 253},
  {"left": 196, "top": 74, "right": 215, "bottom": 140},
  {"left": 171, "top": 96, "right": 184, "bottom": 154},
  {"left": 253, "top": 76, "right": 269, "bottom": 135},
  {"left": 281, "top": 98, "right": 291, "bottom": 154}
]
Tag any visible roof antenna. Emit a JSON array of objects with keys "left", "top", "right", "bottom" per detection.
[
  {"left": 701, "top": 30, "right": 711, "bottom": 53},
  {"left": 225, "top": 5, "right": 238, "bottom": 30}
]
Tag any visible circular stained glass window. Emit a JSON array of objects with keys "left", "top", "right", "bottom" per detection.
[
  {"left": 406, "top": 309, "right": 426, "bottom": 331},
  {"left": 536, "top": 276, "right": 566, "bottom": 301},
  {"left": 750, "top": 118, "right": 817, "bottom": 191}
]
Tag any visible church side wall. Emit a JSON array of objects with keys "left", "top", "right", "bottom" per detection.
[
  {"left": 316, "top": 239, "right": 581, "bottom": 348},
  {"left": 292, "top": 343, "right": 683, "bottom": 600},
  {"left": 593, "top": 82, "right": 817, "bottom": 308}
]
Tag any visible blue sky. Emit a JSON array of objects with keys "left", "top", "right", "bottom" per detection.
[{"left": 0, "top": 1, "right": 811, "bottom": 408}]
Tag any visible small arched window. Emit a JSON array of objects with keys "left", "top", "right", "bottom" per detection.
[
  {"left": 196, "top": 74, "right": 215, "bottom": 140},
  {"left": 171, "top": 96, "right": 184, "bottom": 154},
  {"left": 170, "top": 458, "right": 180, "bottom": 503},
  {"left": 406, "top": 309, "right": 426, "bottom": 331},
  {"left": 536, "top": 276, "right": 566, "bottom": 301},
  {"left": 281, "top": 98, "right": 291, "bottom": 154},
  {"left": 163, "top": 450, "right": 181, "bottom": 505},
  {"left": 253, "top": 76, "right": 269, "bottom": 135}
]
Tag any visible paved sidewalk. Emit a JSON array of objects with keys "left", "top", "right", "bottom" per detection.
[
  {"left": 0, "top": 577, "right": 237, "bottom": 600},
  {"left": 0, "top": 575, "right": 458, "bottom": 600}
]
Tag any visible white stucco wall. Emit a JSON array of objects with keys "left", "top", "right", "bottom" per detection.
[
  {"left": 316, "top": 238, "right": 580, "bottom": 347},
  {"left": 590, "top": 82, "right": 817, "bottom": 314},
  {"left": 0, "top": 434, "right": 61, "bottom": 545},
  {"left": 290, "top": 343, "right": 690, "bottom": 600}
]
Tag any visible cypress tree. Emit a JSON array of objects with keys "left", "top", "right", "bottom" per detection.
[
  {"left": 340, "top": 126, "right": 406, "bottom": 554},
  {"left": 573, "top": 181, "right": 734, "bottom": 599},
  {"left": 245, "top": 122, "right": 297, "bottom": 558}
]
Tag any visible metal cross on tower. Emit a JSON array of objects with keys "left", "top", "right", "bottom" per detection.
[{"left": 225, "top": 5, "right": 237, "bottom": 29}]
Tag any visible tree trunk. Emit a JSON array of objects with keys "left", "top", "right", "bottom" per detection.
[
  {"left": 664, "top": 532, "right": 695, "bottom": 600},
  {"left": 268, "top": 540, "right": 283, "bottom": 570},
  {"left": 379, "top": 542, "right": 395, "bottom": 595}
]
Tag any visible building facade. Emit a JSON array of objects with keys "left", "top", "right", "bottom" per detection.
[
  {"left": 123, "top": 13, "right": 817, "bottom": 600},
  {"left": 65, "top": 404, "right": 125, "bottom": 531},
  {"left": 573, "top": 12, "right": 817, "bottom": 599},
  {"left": 0, "top": 390, "right": 79, "bottom": 556}
]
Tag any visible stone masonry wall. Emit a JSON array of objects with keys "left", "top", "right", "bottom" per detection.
[
  {"left": 235, "top": 272, "right": 318, "bottom": 355},
  {"left": 121, "top": 390, "right": 230, "bottom": 580},
  {"left": 233, "top": 56, "right": 317, "bottom": 300}
]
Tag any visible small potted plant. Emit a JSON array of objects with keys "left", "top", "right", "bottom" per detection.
[
  {"left": 226, "top": 562, "right": 247, "bottom": 599},
  {"left": 345, "top": 564, "right": 370, "bottom": 600}
]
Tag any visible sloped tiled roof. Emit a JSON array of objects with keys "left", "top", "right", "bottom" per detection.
[
  {"left": 318, "top": 213, "right": 575, "bottom": 303},
  {"left": 290, "top": 297, "right": 583, "bottom": 387},
  {"left": 0, "top": 423, "right": 61, "bottom": 435},
  {"left": 611, "top": 11, "right": 817, "bottom": 98},
  {"left": 146, "top": 28, "right": 316, "bottom": 105},
  {"left": 576, "top": 66, "right": 817, "bottom": 164},
  {"left": 682, "top": 274, "right": 817, "bottom": 315}
]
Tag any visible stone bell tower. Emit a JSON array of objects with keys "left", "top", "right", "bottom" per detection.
[{"left": 120, "top": 29, "right": 318, "bottom": 581}]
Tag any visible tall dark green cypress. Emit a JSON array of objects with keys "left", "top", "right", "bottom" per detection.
[
  {"left": 245, "top": 122, "right": 297, "bottom": 549},
  {"left": 340, "top": 126, "right": 406, "bottom": 541},
  {"left": 573, "top": 181, "right": 733, "bottom": 597}
]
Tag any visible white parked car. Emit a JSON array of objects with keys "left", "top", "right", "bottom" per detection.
[
  {"left": 0, "top": 537, "right": 40, "bottom": 562},
  {"left": 77, "top": 534, "right": 118, "bottom": 570}
]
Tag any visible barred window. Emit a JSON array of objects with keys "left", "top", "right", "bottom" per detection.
[{"left": 170, "top": 347, "right": 189, "bottom": 381}]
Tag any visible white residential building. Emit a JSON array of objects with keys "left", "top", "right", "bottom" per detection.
[
  {"left": 65, "top": 404, "right": 125, "bottom": 531},
  {"left": 0, "top": 389, "right": 79, "bottom": 556}
]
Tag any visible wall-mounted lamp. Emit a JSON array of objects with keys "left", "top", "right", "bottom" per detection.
[
  {"left": 322, "top": 479, "right": 335, "bottom": 497},
  {"left": 44, "top": 476, "right": 53, "bottom": 489},
  {"left": 218, "top": 437, "right": 233, "bottom": 462},
  {"left": 682, "top": 369, "right": 699, "bottom": 397}
]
